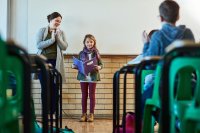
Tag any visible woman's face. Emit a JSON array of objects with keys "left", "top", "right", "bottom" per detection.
[
  {"left": 85, "top": 38, "right": 95, "bottom": 50},
  {"left": 49, "top": 16, "right": 62, "bottom": 29}
]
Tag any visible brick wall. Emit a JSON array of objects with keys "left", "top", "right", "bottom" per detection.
[{"left": 32, "top": 55, "right": 137, "bottom": 118}]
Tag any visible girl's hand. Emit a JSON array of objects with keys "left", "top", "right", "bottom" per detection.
[
  {"left": 71, "top": 64, "right": 77, "bottom": 69},
  {"left": 94, "top": 65, "right": 101, "bottom": 70}
]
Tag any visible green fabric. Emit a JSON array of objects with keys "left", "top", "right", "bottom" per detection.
[{"left": 41, "top": 31, "right": 57, "bottom": 59}]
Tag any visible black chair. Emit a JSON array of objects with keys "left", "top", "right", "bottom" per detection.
[{"left": 113, "top": 64, "right": 136, "bottom": 133}]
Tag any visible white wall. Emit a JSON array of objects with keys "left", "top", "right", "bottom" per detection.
[
  {"left": 178, "top": 0, "right": 200, "bottom": 42},
  {"left": 10, "top": 0, "right": 28, "bottom": 49},
  {"left": 28, "top": 0, "right": 162, "bottom": 55},
  {"left": 0, "top": 0, "right": 8, "bottom": 40},
  {"left": 1, "top": 0, "right": 200, "bottom": 54},
  {"left": 0, "top": 0, "right": 28, "bottom": 49}
]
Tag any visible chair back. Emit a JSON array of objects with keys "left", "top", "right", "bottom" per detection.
[
  {"left": 134, "top": 56, "right": 161, "bottom": 133},
  {"left": 0, "top": 40, "right": 33, "bottom": 133},
  {"left": 160, "top": 40, "right": 200, "bottom": 133}
]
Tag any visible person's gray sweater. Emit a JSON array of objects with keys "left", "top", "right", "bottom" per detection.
[{"left": 36, "top": 26, "right": 68, "bottom": 82}]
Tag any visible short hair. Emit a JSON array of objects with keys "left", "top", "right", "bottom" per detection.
[
  {"left": 159, "top": 0, "right": 179, "bottom": 23},
  {"left": 148, "top": 29, "right": 158, "bottom": 39},
  {"left": 47, "top": 12, "right": 62, "bottom": 23}
]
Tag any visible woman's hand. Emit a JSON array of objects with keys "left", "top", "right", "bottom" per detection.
[
  {"left": 51, "top": 30, "right": 56, "bottom": 41},
  {"left": 56, "top": 28, "right": 62, "bottom": 37}
]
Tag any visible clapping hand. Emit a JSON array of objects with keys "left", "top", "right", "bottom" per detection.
[
  {"left": 142, "top": 30, "right": 150, "bottom": 44},
  {"left": 56, "top": 28, "right": 62, "bottom": 37}
]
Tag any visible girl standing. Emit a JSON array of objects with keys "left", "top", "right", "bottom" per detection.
[{"left": 72, "top": 34, "right": 103, "bottom": 122}]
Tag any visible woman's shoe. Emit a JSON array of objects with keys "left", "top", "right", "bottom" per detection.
[
  {"left": 79, "top": 113, "right": 87, "bottom": 122},
  {"left": 87, "top": 113, "right": 94, "bottom": 122}
]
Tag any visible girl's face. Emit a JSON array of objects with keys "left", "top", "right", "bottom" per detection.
[
  {"left": 85, "top": 38, "right": 95, "bottom": 50},
  {"left": 49, "top": 16, "right": 62, "bottom": 29}
]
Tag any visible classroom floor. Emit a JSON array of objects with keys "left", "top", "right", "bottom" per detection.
[
  {"left": 63, "top": 118, "right": 113, "bottom": 133},
  {"left": 63, "top": 118, "right": 159, "bottom": 133},
  {"left": 36, "top": 118, "right": 159, "bottom": 133},
  {"left": 37, "top": 118, "right": 159, "bottom": 133}
]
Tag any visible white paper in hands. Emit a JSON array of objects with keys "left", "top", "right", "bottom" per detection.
[{"left": 73, "top": 56, "right": 98, "bottom": 76}]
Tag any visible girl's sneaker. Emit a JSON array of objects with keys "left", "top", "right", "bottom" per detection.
[
  {"left": 79, "top": 113, "right": 87, "bottom": 122},
  {"left": 87, "top": 113, "right": 94, "bottom": 122}
]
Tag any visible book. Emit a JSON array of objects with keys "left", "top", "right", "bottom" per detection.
[{"left": 73, "top": 56, "right": 98, "bottom": 76}]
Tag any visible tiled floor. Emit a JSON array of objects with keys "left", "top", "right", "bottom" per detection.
[{"left": 63, "top": 118, "right": 113, "bottom": 133}]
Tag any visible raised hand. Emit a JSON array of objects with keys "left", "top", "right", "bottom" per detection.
[
  {"left": 56, "top": 28, "right": 62, "bottom": 37},
  {"left": 142, "top": 30, "right": 150, "bottom": 44}
]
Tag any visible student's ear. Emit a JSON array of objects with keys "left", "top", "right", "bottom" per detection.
[
  {"left": 176, "top": 14, "right": 180, "bottom": 21},
  {"left": 160, "top": 16, "right": 164, "bottom": 22}
]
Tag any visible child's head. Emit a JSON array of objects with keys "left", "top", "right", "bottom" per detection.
[
  {"left": 83, "top": 34, "right": 97, "bottom": 50},
  {"left": 159, "top": 0, "right": 180, "bottom": 24}
]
